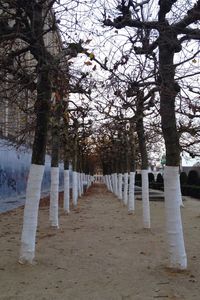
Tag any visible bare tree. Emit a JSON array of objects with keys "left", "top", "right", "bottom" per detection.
[{"left": 102, "top": 0, "right": 200, "bottom": 269}]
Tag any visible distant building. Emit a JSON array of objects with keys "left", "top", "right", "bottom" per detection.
[{"left": 0, "top": 7, "right": 63, "bottom": 145}]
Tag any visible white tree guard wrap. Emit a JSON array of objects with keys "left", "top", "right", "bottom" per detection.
[
  {"left": 19, "top": 164, "right": 45, "bottom": 264},
  {"left": 142, "top": 170, "right": 151, "bottom": 228},
  {"left": 49, "top": 167, "right": 59, "bottom": 228},
  {"left": 63, "top": 169, "right": 70, "bottom": 213},
  {"left": 128, "top": 172, "right": 135, "bottom": 212},
  {"left": 164, "top": 166, "right": 187, "bottom": 269},
  {"left": 72, "top": 171, "right": 78, "bottom": 207},
  {"left": 123, "top": 173, "right": 128, "bottom": 205},
  {"left": 118, "top": 173, "right": 123, "bottom": 200}
]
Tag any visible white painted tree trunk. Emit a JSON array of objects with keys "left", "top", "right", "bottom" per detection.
[
  {"left": 164, "top": 166, "right": 187, "bottom": 269},
  {"left": 63, "top": 169, "right": 70, "bottom": 213},
  {"left": 123, "top": 172, "right": 128, "bottom": 205},
  {"left": 128, "top": 172, "right": 135, "bottom": 213},
  {"left": 19, "top": 164, "right": 44, "bottom": 264},
  {"left": 142, "top": 170, "right": 151, "bottom": 228},
  {"left": 118, "top": 173, "right": 123, "bottom": 200},
  {"left": 49, "top": 167, "right": 59, "bottom": 228},
  {"left": 72, "top": 171, "right": 78, "bottom": 207}
]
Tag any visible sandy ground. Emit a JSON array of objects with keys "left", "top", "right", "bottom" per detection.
[{"left": 0, "top": 183, "right": 200, "bottom": 300}]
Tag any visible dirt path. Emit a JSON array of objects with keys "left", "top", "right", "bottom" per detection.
[{"left": 0, "top": 183, "right": 200, "bottom": 300}]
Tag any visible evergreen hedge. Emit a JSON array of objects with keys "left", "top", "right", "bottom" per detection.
[
  {"left": 148, "top": 172, "right": 155, "bottom": 183},
  {"left": 156, "top": 173, "right": 164, "bottom": 184},
  {"left": 180, "top": 172, "right": 188, "bottom": 186},
  {"left": 180, "top": 170, "right": 200, "bottom": 199},
  {"left": 187, "top": 170, "right": 200, "bottom": 186},
  {"left": 181, "top": 185, "right": 200, "bottom": 199}
]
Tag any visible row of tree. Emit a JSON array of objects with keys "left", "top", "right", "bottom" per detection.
[
  {"left": 0, "top": 0, "right": 200, "bottom": 270},
  {"left": 86, "top": 0, "right": 200, "bottom": 270},
  {"left": 0, "top": 0, "right": 99, "bottom": 264}
]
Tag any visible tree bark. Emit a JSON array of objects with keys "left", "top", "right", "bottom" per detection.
[
  {"left": 135, "top": 91, "right": 148, "bottom": 170},
  {"left": 49, "top": 95, "right": 62, "bottom": 228},
  {"left": 19, "top": 66, "right": 51, "bottom": 264},
  {"left": 128, "top": 121, "right": 136, "bottom": 213},
  {"left": 31, "top": 68, "right": 51, "bottom": 165},
  {"left": 136, "top": 92, "right": 150, "bottom": 228},
  {"left": 159, "top": 25, "right": 187, "bottom": 269},
  {"left": 63, "top": 108, "right": 71, "bottom": 213},
  {"left": 159, "top": 34, "right": 180, "bottom": 166}
]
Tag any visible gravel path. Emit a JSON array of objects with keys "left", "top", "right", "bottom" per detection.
[{"left": 0, "top": 183, "right": 200, "bottom": 300}]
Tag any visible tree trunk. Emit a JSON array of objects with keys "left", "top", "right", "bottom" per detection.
[
  {"left": 136, "top": 92, "right": 150, "bottom": 228},
  {"left": 118, "top": 173, "right": 123, "bottom": 200},
  {"left": 49, "top": 98, "right": 62, "bottom": 228},
  {"left": 123, "top": 172, "right": 128, "bottom": 205},
  {"left": 121, "top": 132, "right": 129, "bottom": 205},
  {"left": 49, "top": 167, "right": 59, "bottom": 228},
  {"left": 164, "top": 166, "right": 187, "bottom": 269},
  {"left": 159, "top": 30, "right": 187, "bottom": 269},
  {"left": 64, "top": 153, "right": 70, "bottom": 211},
  {"left": 19, "top": 67, "right": 51, "bottom": 264},
  {"left": 128, "top": 122, "right": 136, "bottom": 213},
  {"left": 63, "top": 107, "right": 70, "bottom": 213},
  {"left": 159, "top": 46, "right": 180, "bottom": 167},
  {"left": 72, "top": 128, "right": 78, "bottom": 207},
  {"left": 128, "top": 172, "right": 135, "bottom": 213},
  {"left": 64, "top": 169, "right": 70, "bottom": 213}
]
